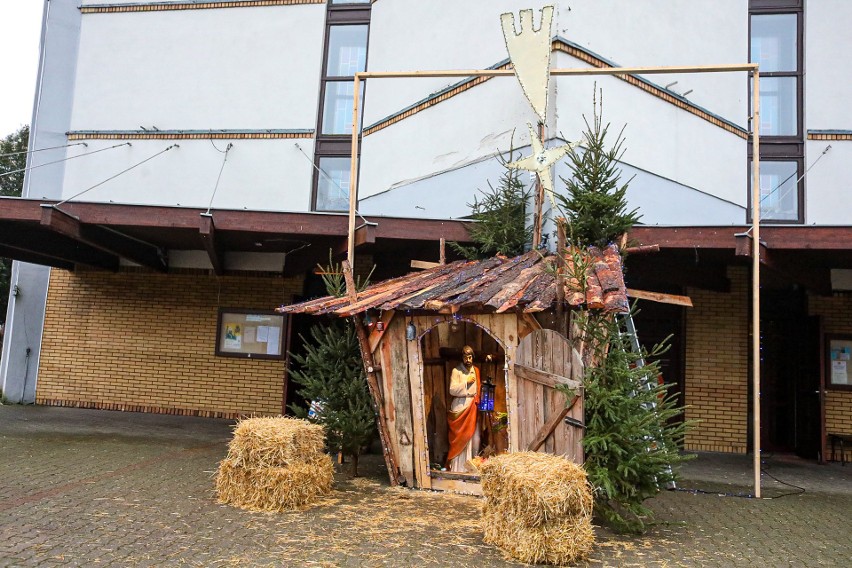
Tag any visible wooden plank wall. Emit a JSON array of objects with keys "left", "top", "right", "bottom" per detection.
[
  {"left": 514, "top": 329, "right": 584, "bottom": 463},
  {"left": 373, "top": 312, "right": 584, "bottom": 490}
]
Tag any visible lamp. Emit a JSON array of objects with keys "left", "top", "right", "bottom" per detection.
[
  {"left": 406, "top": 319, "right": 416, "bottom": 341},
  {"left": 478, "top": 378, "right": 495, "bottom": 412}
]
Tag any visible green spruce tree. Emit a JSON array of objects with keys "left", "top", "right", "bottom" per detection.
[
  {"left": 451, "top": 145, "right": 531, "bottom": 260},
  {"left": 562, "top": 311, "right": 691, "bottom": 534},
  {"left": 289, "top": 320, "right": 376, "bottom": 476},
  {"left": 556, "top": 93, "right": 640, "bottom": 248},
  {"left": 556, "top": 93, "right": 691, "bottom": 533},
  {"left": 288, "top": 251, "right": 376, "bottom": 476}
]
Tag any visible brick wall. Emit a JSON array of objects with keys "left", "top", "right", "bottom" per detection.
[
  {"left": 808, "top": 294, "right": 852, "bottom": 462},
  {"left": 36, "top": 267, "right": 303, "bottom": 418},
  {"left": 684, "top": 266, "right": 749, "bottom": 453}
]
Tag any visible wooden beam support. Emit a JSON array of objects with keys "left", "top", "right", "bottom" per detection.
[
  {"left": 342, "top": 260, "right": 403, "bottom": 487},
  {"left": 0, "top": 223, "right": 118, "bottom": 271},
  {"left": 626, "top": 288, "right": 693, "bottom": 307},
  {"left": 40, "top": 205, "right": 167, "bottom": 272},
  {"left": 410, "top": 259, "right": 441, "bottom": 270},
  {"left": 199, "top": 213, "right": 224, "bottom": 276},
  {"left": 527, "top": 394, "right": 580, "bottom": 452},
  {"left": 0, "top": 243, "right": 75, "bottom": 270},
  {"left": 514, "top": 363, "right": 582, "bottom": 390}
]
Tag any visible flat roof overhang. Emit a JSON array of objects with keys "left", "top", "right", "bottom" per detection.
[
  {"left": 627, "top": 225, "right": 852, "bottom": 295},
  {"left": 0, "top": 198, "right": 472, "bottom": 277}
]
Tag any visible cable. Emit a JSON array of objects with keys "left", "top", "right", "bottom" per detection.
[
  {"left": 293, "top": 142, "right": 371, "bottom": 225},
  {"left": 0, "top": 142, "right": 131, "bottom": 179},
  {"left": 758, "top": 144, "right": 832, "bottom": 208},
  {"left": 55, "top": 144, "right": 178, "bottom": 206},
  {"left": 206, "top": 142, "right": 233, "bottom": 214},
  {"left": 0, "top": 141, "right": 88, "bottom": 158}
]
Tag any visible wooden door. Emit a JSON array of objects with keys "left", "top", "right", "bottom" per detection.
[{"left": 513, "top": 329, "right": 584, "bottom": 463}]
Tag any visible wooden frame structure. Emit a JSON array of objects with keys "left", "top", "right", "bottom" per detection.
[{"left": 344, "top": 62, "right": 764, "bottom": 496}]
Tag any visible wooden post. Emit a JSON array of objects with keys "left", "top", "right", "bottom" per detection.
[
  {"left": 347, "top": 74, "right": 362, "bottom": 269},
  {"left": 439, "top": 237, "right": 446, "bottom": 265},
  {"left": 752, "top": 69, "right": 762, "bottom": 499},
  {"left": 531, "top": 122, "right": 546, "bottom": 249},
  {"left": 556, "top": 220, "right": 566, "bottom": 335},
  {"left": 342, "top": 260, "right": 402, "bottom": 486}
]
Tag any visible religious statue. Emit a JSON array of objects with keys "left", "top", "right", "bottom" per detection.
[{"left": 446, "top": 345, "right": 481, "bottom": 472}]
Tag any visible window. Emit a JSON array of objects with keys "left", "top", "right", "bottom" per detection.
[
  {"left": 313, "top": 4, "right": 371, "bottom": 211},
  {"left": 751, "top": 160, "right": 801, "bottom": 221},
  {"left": 315, "top": 157, "right": 351, "bottom": 211},
  {"left": 748, "top": 1, "right": 803, "bottom": 223}
]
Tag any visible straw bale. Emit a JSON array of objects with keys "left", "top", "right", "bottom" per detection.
[
  {"left": 478, "top": 452, "right": 593, "bottom": 526},
  {"left": 482, "top": 506, "right": 594, "bottom": 565},
  {"left": 215, "top": 456, "right": 334, "bottom": 512},
  {"left": 225, "top": 416, "right": 326, "bottom": 468}
]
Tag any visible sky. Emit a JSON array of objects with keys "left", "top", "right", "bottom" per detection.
[{"left": 0, "top": 2, "right": 45, "bottom": 136}]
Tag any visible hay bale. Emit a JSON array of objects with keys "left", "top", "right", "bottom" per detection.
[
  {"left": 479, "top": 452, "right": 594, "bottom": 565},
  {"left": 482, "top": 505, "right": 594, "bottom": 566},
  {"left": 479, "top": 452, "right": 593, "bottom": 526},
  {"left": 215, "top": 416, "right": 334, "bottom": 512},
  {"left": 225, "top": 416, "right": 326, "bottom": 468},
  {"left": 215, "top": 456, "right": 334, "bottom": 512}
]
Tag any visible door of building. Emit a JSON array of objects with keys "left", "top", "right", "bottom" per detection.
[{"left": 759, "top": 289, "right": 821, "bottom": 458}]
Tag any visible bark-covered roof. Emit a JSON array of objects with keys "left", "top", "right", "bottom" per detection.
[{"left": 278, "top": 245, "right": 629, "bottom": 317}]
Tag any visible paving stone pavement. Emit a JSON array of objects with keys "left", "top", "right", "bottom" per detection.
[{"left": 0, "top": 404, "right": 850, "bottom": 567}]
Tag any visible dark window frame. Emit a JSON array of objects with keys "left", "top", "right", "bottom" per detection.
[
  {"left": 748, "top": 0, "right": 805, "bottom": 224},
  {"left": 312, "top": 3, "right": 371, "bottom": 212}
]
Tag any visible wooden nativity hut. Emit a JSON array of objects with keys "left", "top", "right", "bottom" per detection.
[{"left": 279, "top": 245, "right": 630, "bottom": 495}]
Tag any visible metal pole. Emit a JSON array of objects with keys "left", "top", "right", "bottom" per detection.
[
  {"left": 752, "top": 68, "right": 762, "bottom": 499},
  {"left": 347, "top": 74, "right": 362, "bottom": 267}
]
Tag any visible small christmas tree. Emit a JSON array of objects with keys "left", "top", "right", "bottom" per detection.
[
  {"left": 556, "top": 92, "right": 691, "bottom": 533},
  {"left": 451, "top": 144, "right": 531, "bottom": 260},
  {"left": 288, "top": 252, "right": 376, "bottom": 476},
  {"left": 562, "top": 311, "right": 691, "bottom": 534},
  {"left": 556, "top": 91, "right": 640, "bottom": 248},
  {"left": 289, "top": 320, "right": 376, "bottom": 476}
]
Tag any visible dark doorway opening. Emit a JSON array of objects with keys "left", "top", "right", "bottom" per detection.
[
  {"left": 759, "top": 288, "right": 821, "bottom": 458},
  {"left": 633, "top": 292, "right": 687, "bottom": 430}
]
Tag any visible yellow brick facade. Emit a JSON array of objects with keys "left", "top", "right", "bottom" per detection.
[
  {"left": 808, "top": 294, "right": 852, "bottom": 462},
  {"left": 36, "top": 267, "right": 304, "bottom": 418},
  {"left": 683, "top": 266, "right": 750, "bottom": 453}
]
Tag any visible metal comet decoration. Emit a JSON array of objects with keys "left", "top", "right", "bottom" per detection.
[
  {"left": 501, "top": 5, "right": 554, "bottom": 122},
  {"left": 506, "top": 123, "right": 580, "bottom": 207}
]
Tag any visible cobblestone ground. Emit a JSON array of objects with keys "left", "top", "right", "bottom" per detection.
[{"left": 1, "top": 405, "right": 850, "bottom": 567}]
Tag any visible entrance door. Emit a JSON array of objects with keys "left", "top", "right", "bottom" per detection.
[
  {"left": 795, "top": 316, "right": 822, "bottom": 459},
  {"left": 513, "top": 329, "right": 584, "bottom": 462},
  {"left": 759, "top": 289, "right": 821, "bottom": 458}
]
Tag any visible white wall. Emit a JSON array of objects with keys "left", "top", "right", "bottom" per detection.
[
  {"left": 554, "top": 52, "right": 747, "bottom": 208},
  {"left": 366, "top": 0, "right": 747, "bottom": 128},
  {"left": 71, "top": 6, "right": 324, "bottom": 130},
  {"left": 563, "top": 0, "right": 748, "bottom": 124},
  {"left": 805, "top": 0, "right": 852, "bottom": 130},
  {"left": 360, "top": 47, "right": 747, "bottom": 213},
  {"left": 804, "top": 140, "right": 847, "bottom": 224},
  {"left": 60, "top": 138, "right": 314, "bottom": 211},
  {"left": 360, "top": 76, "right": 534, "bottom": 199}
]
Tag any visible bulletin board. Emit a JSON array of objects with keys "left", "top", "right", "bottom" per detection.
[
  {"left": 216, "top": 309, "right": 288, "bottom": 360},
  {"left": 827, "top": 334, "right": 852, "bottom": 390}
]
